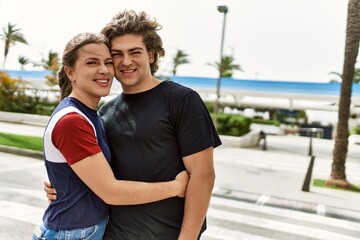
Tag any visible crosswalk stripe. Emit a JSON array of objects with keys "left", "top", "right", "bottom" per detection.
[
  {"left": 203, "top": 225, "right": 276, "bottom": 240},
  {"left": 0, "top": 200, "right": 43, "bottom": 225},
  {"left": 1, "top": 186, "right": 48, "bottom": 201},
  {"left": 206, "top": 207, "right": 360, "bottom": 240},
  {"left": 0, "top": 162, "right": 44, "bottom": 173},
  {"left": 255, "top": 195, "right": 270, "bottom": 205},
  {"left": 210, "top": 196, "right": 360, "bottom": 232},
  {"left": 209, "top": 196, "right": 360, "bottom": 236},
  {"left": 316, "top": 204, "right": 326, "bottom": 216}
]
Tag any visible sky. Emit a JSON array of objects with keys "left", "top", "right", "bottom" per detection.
[{"left": 0, "top": 0, "right": 349, "bottom": 83}]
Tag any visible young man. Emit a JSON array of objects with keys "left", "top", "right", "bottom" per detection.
[{"left": 99, "top": 10, "right": 221, "bottom": 240}]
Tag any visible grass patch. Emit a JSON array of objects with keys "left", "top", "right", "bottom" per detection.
[
  {"left": 0, "top": 132, "right": 42, "bottom": 151},
  {"left": 313, "top": 178, "right": 360, "bottom": 193}
]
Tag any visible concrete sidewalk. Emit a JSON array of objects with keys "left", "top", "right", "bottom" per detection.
[
  {"left": 0, "top": 117, "right": 359, "bottom": 223},
  {"left": 212, "top": 141, "right": 360, "bottom": 222}
]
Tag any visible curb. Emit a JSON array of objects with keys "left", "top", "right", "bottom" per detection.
[
  {"left": 212, "top": 188, "right": 360, "bottom": 223},
  {"left": 0, "top": 111, "right": 48, "bottom": 127},
  {"left": 0, "top": 145, "right": 43, "bottom": 160}
]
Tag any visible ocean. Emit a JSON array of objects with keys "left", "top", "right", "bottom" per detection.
[
  {"left": 4, "top": 69, "right": 359, "bottom": 98},
  {"left": 5, "top": 69, "right": 52, "bottom": 80}
]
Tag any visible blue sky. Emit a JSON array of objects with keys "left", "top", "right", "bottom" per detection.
[{"left": 0, "top": 0, "right": 349, "bottom": 82}]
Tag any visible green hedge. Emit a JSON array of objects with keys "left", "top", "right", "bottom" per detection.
[
  {"left": 350, "top": 126, "right": 360, "bottom": 135},
  {"left": 251, "top": 118, "right": 280, "bottom": 126},
  {"left": 212, "top": 113, "right": 251, "bottom": 137}
]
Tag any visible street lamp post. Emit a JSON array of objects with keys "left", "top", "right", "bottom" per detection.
[{"left": 214, "top": 5, "right": 228, "bottom": 129}]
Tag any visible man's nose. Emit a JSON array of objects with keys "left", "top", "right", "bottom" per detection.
[{"left": 122, "top": 54, "right": 132, "bottom": 66}]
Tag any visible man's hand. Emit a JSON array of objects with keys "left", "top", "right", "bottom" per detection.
[{"left": 44, "top": 180, "right": 57, "bottom": 204}]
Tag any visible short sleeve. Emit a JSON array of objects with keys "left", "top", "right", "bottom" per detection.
[
  {"left": 52, "top": 112, "right": 102, "bottom": 165},
  {"left": 173, "top": 91, "right": 222, "bottom": 157}
]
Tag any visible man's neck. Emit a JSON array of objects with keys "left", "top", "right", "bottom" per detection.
[{"left": 122, "top": 76, "right": 161, "bottom": 94}]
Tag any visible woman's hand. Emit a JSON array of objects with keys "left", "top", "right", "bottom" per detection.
[{"left": 175, "top": 170, "right": 189, "bottom": 197}]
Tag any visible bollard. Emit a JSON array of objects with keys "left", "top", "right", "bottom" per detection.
[
  {"left": 302, "top": 156, "right": 315, "bottom": 192},
  {"left": 260, "top": 131, "right": 267, "bottom": 151},
  {"left": 308, "top": 133, "right": 313, "bottom": 156}
]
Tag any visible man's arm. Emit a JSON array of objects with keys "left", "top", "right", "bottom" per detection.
[{"left": 178, "top": 147, "right": 216, "bottom": 240}]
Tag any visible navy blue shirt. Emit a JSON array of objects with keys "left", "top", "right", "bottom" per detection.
[{"left": 43, "top": 97, "right": 111, "bottom": 230}]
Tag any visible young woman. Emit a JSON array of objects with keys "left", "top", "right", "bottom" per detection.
[{"left": 32, "top": 32, "right": 188, "bottom": 240}]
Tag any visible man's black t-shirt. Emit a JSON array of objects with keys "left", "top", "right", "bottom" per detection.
[{"left": 99, "top": 80, "right": 221, "bottom": 239}]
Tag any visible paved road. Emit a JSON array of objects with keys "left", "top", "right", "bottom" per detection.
[
  {"left": 1, "top": 151, "right": 360, "bottom": 240},
  {"left": 0, "top": 152, "right": 47, "bottom": 239},
  {"left": 204, "top": 195, "right": 360, "bottom": 240}
]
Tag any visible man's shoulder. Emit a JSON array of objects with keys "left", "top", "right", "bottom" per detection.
[
  {"left": 162, "top": 80, "right": 194, "bottom": 96},
  {"left": 99, "top": 95, "right": 121, "bottom": 116},
  {"left": 163, "top": 80, "right": 190, "bottom": 89}
]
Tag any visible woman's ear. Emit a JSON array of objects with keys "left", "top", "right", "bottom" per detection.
[{"left": 64, "top": 66, "right": 74, "bottom": 81}]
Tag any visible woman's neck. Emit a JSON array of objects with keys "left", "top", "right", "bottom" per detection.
[{"left": 69, "top": 92, "right": 100, "bottom": 110}]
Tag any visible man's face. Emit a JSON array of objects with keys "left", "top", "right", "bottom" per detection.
[{"left": 110, "top": 34, "right": 154, "bottom": 94}]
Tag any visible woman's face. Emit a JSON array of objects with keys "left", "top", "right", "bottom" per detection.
[{"left": 67, "top": 42, "right": 114, "bottom": 102}]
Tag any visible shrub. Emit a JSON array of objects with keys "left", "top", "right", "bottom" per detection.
[
  {"left": 35, "top": 104, "right": 56, "bottom": 115},
  {"left": 350, "top": 126, "right": 360, "bottom": 135},
  {"left": 213, "top": 113, "right": 251, "bottom": 137},
  {"left": 251, "top": 118, "right": 280, "bottom": 126},
  {"left": 0, "top": 71, "right": 58, "bottom": 116}
]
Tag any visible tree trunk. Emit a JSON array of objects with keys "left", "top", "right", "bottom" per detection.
[{"left": 327, "top": 0, "right": 360, "bottom": 189}]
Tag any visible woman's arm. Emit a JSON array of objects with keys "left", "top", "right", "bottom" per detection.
[
  {"left": 44, "top": 153, "right": 188, "bottom": 205},
  {"left": 70, "top": 152, "right": 188, "bottom": 205}
]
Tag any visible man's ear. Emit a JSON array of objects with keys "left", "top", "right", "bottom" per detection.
[
  {"left": 64, "top": 66, "right": 74, "bottom": 81},
  {"left": 148, "top": 50, "right": 155, "bottom": 64}
]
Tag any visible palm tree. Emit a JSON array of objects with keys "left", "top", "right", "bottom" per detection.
[
  {"left": 207, "top": 54, "right": 243, "bottom": 77},
  {"left": 0, "top": 23, "right": 28, "bottom": 68},
  {"left": 171, "top": 49, "right": 190, "bottom": 75},
  {"left": 43, "top": 51, "right": 60, "bottom": 87},
  {"left": 329, "top": 67, "right": 360, "bottom": 83},
  {"left": 328, "top": 71, "right": 342, "bottom": 83},
  {"left": 354, "top": 68, "right": 360, "bottom": 83},
  {"left": 18, "top": 55, "right": 30, "bottom": 70},
  {"left": 34, "top": 50, "right": 60, "bottom": 87},
  {"left": 326, "top": 0, "right": 360, "bottom": 189}
]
